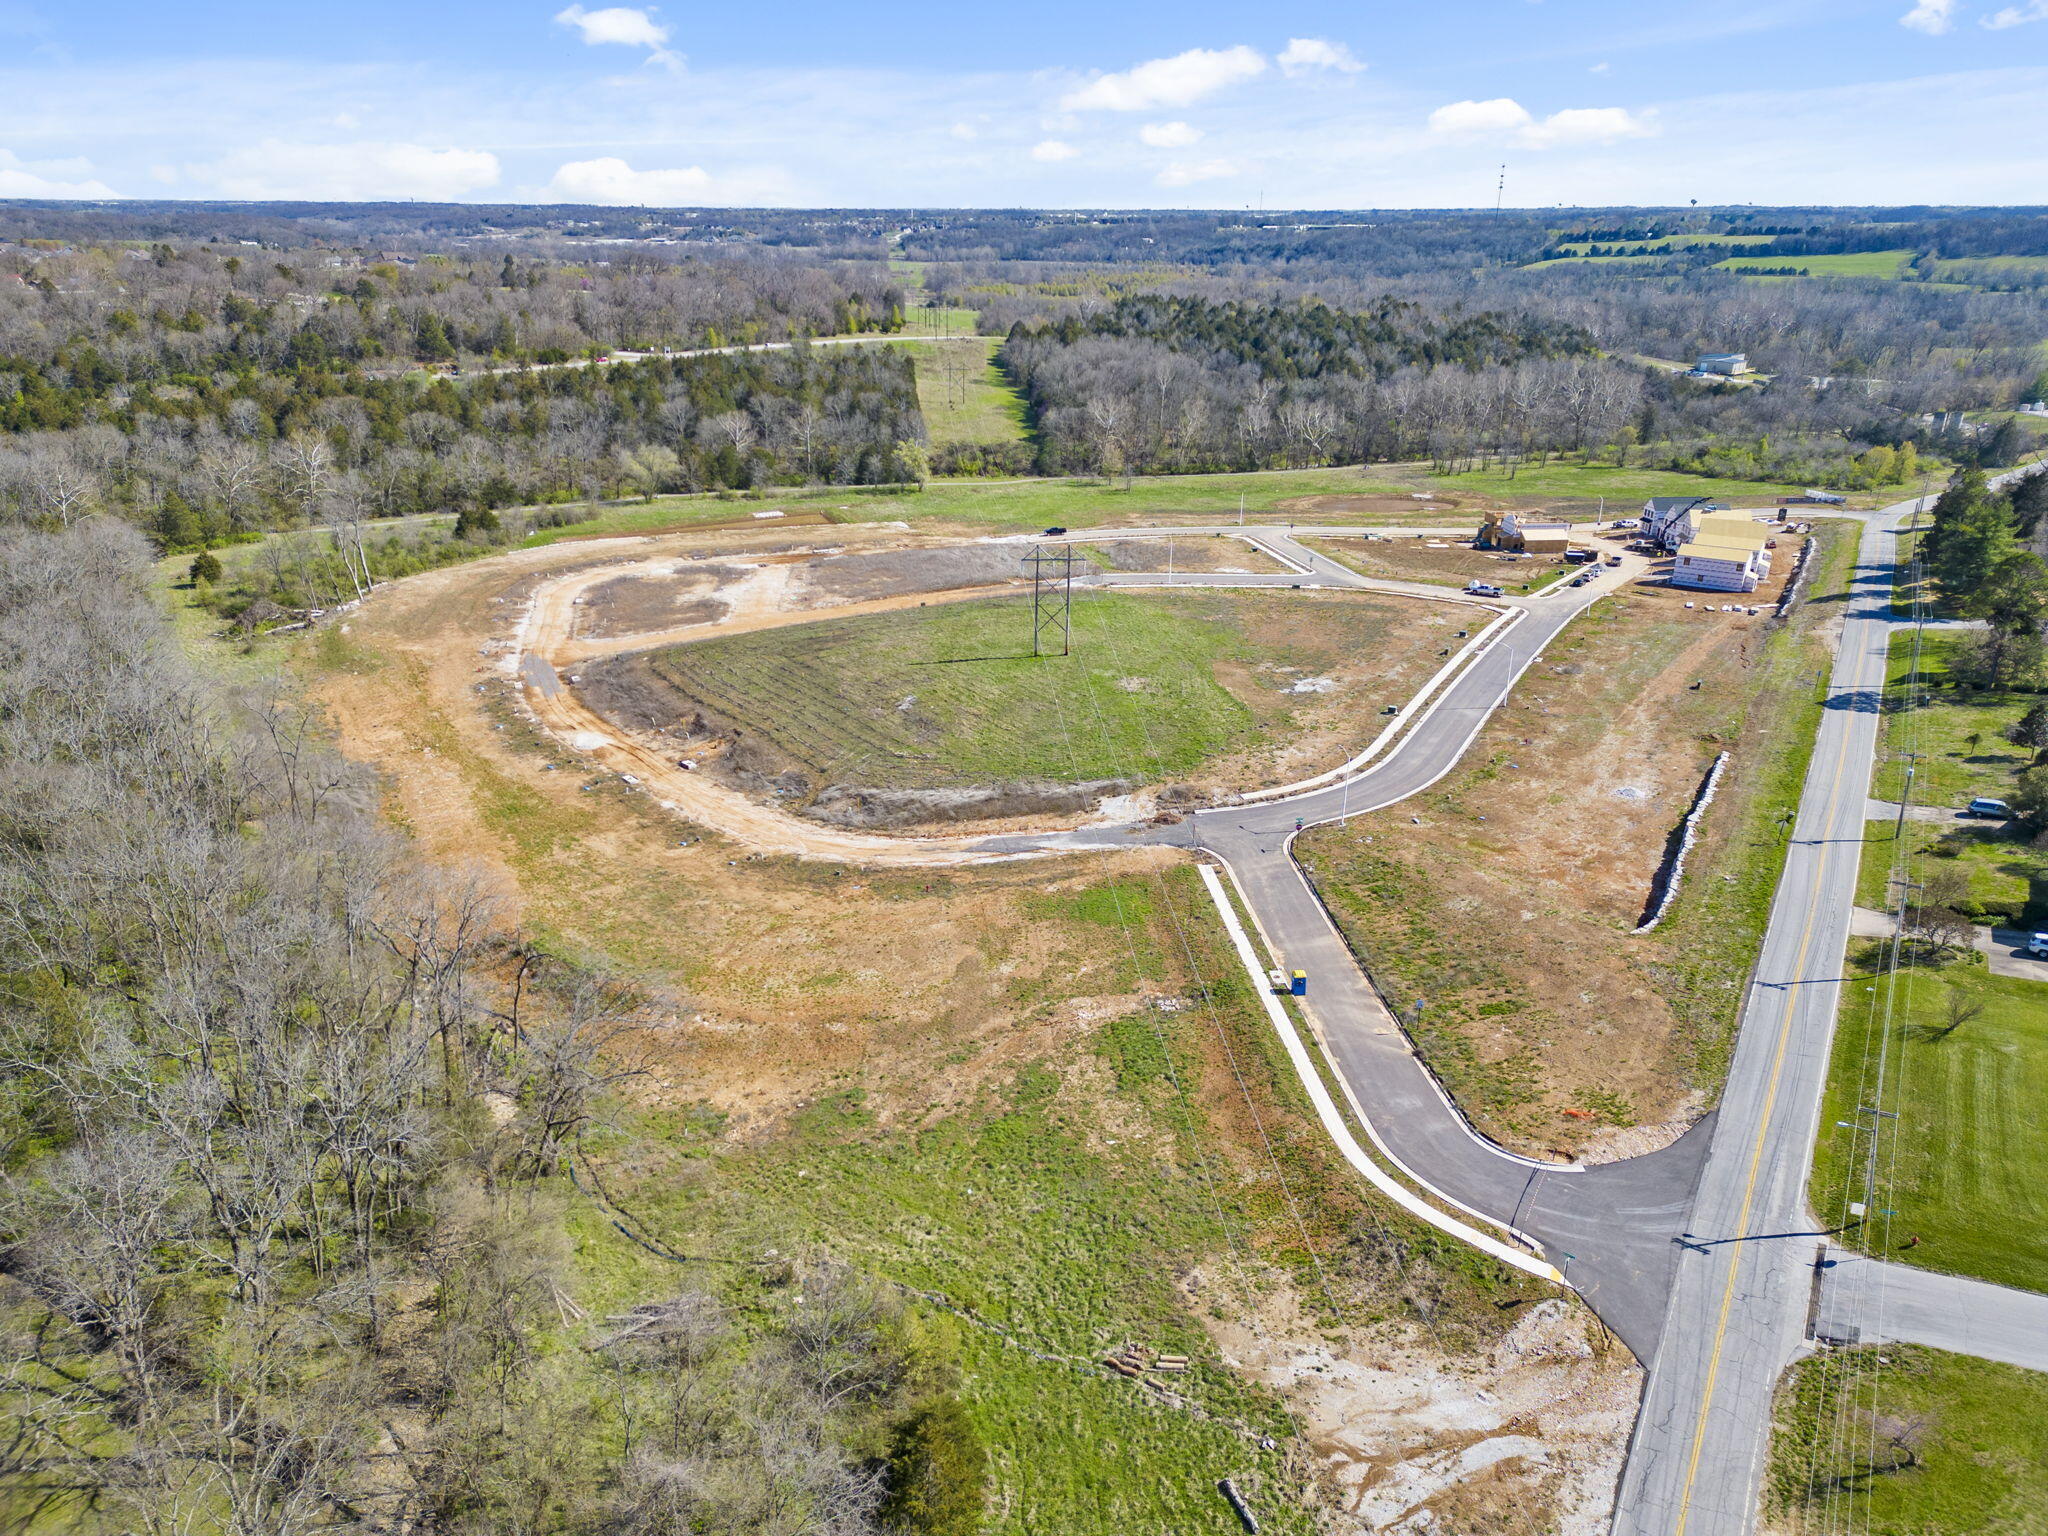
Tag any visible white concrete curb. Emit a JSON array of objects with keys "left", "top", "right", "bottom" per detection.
[
  {"left": 1240, "top": 605, "right": 1523, "bottom": 803},
  {"left": 1197, "top": 863, "right": 1564, "bottom": 1283}
]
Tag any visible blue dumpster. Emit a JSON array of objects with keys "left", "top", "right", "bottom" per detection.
[{"left": 1290, "top": 971, "right": 1307, "bottom": 997}]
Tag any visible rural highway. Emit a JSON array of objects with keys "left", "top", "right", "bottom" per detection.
[
  {"left": 1005, "top": 487, "right": 2043, "bottom": 1531},
  {"left": 519, "top": 486, "right": 2041, "bottom": 1531}
]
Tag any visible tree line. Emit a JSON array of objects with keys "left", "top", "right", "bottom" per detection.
[{"left": 0, "top": 517, "right": 984, "bottom": 1533}]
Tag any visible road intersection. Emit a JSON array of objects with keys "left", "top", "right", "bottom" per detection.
[
  {"left": 995, "top": 488, "right": 2044, "bottom": 1533},
  {"left": 518, "top": 487, "right": 2041, "bottom": 1532}
]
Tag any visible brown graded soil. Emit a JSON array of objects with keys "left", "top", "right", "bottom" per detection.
[
  {"left": 1305, "top": 535, "right": 1571, "bottom": 591},
  {"left": 302, "top": 519, "right": 1641, "bottom": 1522},
  {"left": 1298, "top": 527, "right": 1832, "bottom": 1158},
  {"left": 1085, "top": 534, "right": 1292, "bottom": 573}
]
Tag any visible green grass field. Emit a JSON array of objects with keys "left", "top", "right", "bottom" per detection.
[
  {"left": 647, "top": 588, "right": 1430, "bottom": 791},
  {"left": 1872, "top": 632, "right": 2041, "bottom": 806},
  {"left": 1717, "top": 250, "right": 1915, "bottom": 279},
  {"left": 1812, "top": 943, "right": 2048, "bottom": 1292},
  {"left": 564, "top": 861, "right": 1546, "bottom": 1535},
  {"left": 1934, "top": 254, "right": 2048, "bottom": 284},
  {"left": 517, "top": 466, "right": 1437, "bottom": 544},
  {"left": 1856, "top": 817, "right": 2048, "bottom": 927},
  {"left": 509, "top": 456, "right": 1877, "bottom": 548},
  {"left": 1426, "top": 459, "right": 1816, "bottom": 505},
  {"left": 899, "top": 337, "right": 1033, "bottom": 445},
  {"left": 1770, "top": 1345, "right": 2048, "bottom": 1534},
  {"left": 1552, "top": 233, "right": 1777, "bottom": 256}
]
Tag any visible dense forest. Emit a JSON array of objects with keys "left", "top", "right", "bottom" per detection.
[
  {"left": 0, "top": 518, "right": 979, "bottom": 1533},
  {"left": 0, "top": 239, "right": 920, "bottom": 543},
  {"left": 5, "top": 201, "right": 2048, "bottom": 541}
]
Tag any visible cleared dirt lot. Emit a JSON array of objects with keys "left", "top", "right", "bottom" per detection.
[
  {"left": 301, "top": 524, "right": 1636, "bottom": 1531},
  {"left": 1298, "top": 525, "right": 1845, "bottom": 1158},
  {"left": 1084, "top": 535, "right": 1292, "bottom": 574},
  {"left": 1304, "top": 534, "right": 1570, "bottom": 590}
]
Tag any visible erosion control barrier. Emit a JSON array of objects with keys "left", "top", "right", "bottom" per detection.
[
  {"left": 1633, "top": 751, "right": 1731, "bottom": 934},
  {"left": 1774, "top": 535, "right": 1817, "bottom": 619}
]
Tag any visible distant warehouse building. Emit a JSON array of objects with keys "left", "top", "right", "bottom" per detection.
[
  {"left": 1672, "top": 513, "right": 1776, "bottom": 593},
  {"left": 1695, "top": 353, "right": 1749, "bottom": 376}
]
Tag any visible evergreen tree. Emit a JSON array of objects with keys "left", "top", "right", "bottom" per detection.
[
  {"left": 2007, "top": 700, "right": 2048, "bottom": 762},
  {"left": 187, "top": 549, "right": 223, "bottom": 585},
  {"left": 1923, "top": 469, "right": 2022, "bottom": 612},
  {"left": 880, "top": 1397, "right": 986, "bottom": 1536},
  {"left": 453, "top": 504, "right": 501, "bottom": 541}
]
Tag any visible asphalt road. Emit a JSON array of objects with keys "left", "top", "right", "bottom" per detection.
[
  {"left": 983, "top": 542, "right": 1710, "bottom": 1357},
  {"left": 1815, "top": 1246, "right": 2048, "bottom": 1371},
  {"left": 1611, "top": 466, "right": 2048, "bottom": 1536},
  {"left": 986, "top": 490, "right": 2045, "bottom": 1532}
]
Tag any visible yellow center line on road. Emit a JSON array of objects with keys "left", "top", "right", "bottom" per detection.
[{"left": 1671, "top": 550, "right": 1880, "bottom": 1534}]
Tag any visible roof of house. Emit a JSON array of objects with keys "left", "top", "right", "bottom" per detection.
[
  {"left": 1644, "top": 496, "right": 1725, "bottom": 513},
  {"left": 1676, "top": 541, "right": 1760, "bottom": 563},
  {"left": 1694, "top": 516, "right": 1770, "bottom": 546}
]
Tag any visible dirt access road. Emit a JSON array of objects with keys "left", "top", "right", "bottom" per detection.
[{"left": 506, "top": 529, "right": 1539, "bottom": 866}]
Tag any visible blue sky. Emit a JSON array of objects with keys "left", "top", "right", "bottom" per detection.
[{"left": 1, "top": 0, "right": 2043, "bottom": 207}]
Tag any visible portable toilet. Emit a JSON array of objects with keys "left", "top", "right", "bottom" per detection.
[{"left": 1290, "top": 971, "right": 1308, "bottom": 997}]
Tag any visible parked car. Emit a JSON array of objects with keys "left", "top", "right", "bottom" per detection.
[
  {"left": 1564, "top": 548, "right": 1597, "bottom": 564},
  {"left": 1966, "top": 797, "right": 2012, "bottom": 818},
  {"left": 1610, "top": 518, "right": 1640, "bottom": 530},
  {"left": 1465, "top": 581, "right": 1504, "bottom": 597},
  {"left": 1605, "top": 554, "right": 1623, "bottom": 566},
  {"left": 2026, "top": 932, "right": 2048, "bottom": 958}
]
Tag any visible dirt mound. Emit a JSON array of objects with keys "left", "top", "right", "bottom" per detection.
[{"left": 805, "top": 777, "right": 1137, "bottom": 829}]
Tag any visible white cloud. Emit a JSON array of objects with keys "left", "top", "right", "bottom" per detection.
[
  {"left": 1427, "top": 98, "right": 1653, "bottom": 147},
  {"left": 1520, "top": 106, "right": 1655, "bottom": 146},
  {"left": 1590, "top": 61, "right": 1611, "bottom": 74},
  {"left": 1030, "top": 138, "right": 1079, "bottom": 162},
  {"left": 1427, "top": 98, "right": 1535, "bottom": 135},
  {"left": 1983, "top": 0, "right": 2048, "bottom": 24},
  {"left": 190, "top": 139, "right": 501, "bottom": 199},
  {"left": 1277, "top": 38, "right": 1364, "bottom": 76},
  {"left": 949, "top": 121, "right": 979, "bottom": 140},
  {"left": 1140, "top": 120, "right": 1203, "bottom": 148},
  {"left": 553, "top": 5, "right": 680, "bottom": 68},
  {"left": 1157, "top": 158, "right": 1241, "bottom": 186},
  {"left": 1900, "top": 0, "right": 1959, "bottom": 32},
  {"left": 0, "top": 148, "right": 118, "bottom": 198},
  {"left": 546, "top": 157, "right": 710, "bottom": 203},
  {"left": 1061, "top": 45, "right": 1266, "bottom": 112}
]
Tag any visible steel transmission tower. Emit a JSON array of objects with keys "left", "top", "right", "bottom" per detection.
[{"left": 1023, "top": 542, "right": 1076, "bottom": 656}]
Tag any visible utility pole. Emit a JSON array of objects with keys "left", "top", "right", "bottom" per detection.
[
  {"left": 1024, "top": 540, "right": 1076, "bottom": 657},
  {"left": 1496, "top": 164, "right": 1507, "bottom": 213}
]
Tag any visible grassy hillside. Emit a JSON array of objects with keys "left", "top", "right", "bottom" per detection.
[{"left": 645, "top": 587, "right": 1443, "bottom": 792}]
